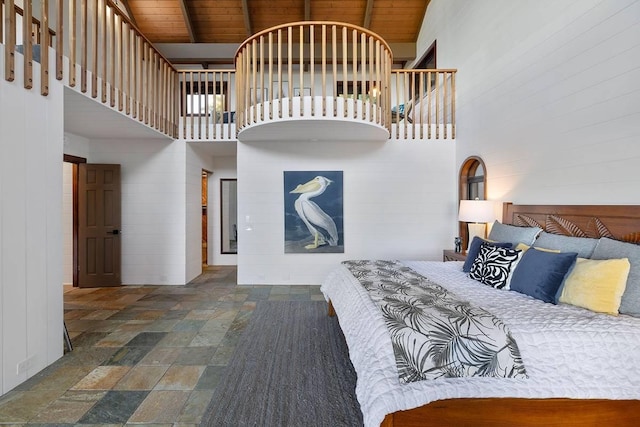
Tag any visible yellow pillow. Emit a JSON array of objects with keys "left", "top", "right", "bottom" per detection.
[
  {"left": 559, "top": 258, "right": 630, "bottom": 315},
  {"left": 515, "top": 243, "right": 560, "bottom": 253}
]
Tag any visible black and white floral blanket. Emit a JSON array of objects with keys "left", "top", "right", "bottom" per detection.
[{"left": 342, "top": 260, "right": 527, "bottom": 383}]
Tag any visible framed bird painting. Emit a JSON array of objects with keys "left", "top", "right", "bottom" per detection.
[{"left": 284, "top": 171, "right": 344, "bottom": 253}]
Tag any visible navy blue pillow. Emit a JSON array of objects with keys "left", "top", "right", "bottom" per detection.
[
  {"left": 462, "top": 236, "right": 513, "bottom": 272},
  {"left": 509, "top": 249, "right": 578, "bottom": 304}
]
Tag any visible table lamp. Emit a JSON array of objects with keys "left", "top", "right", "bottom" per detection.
[{"left": 458, "top": 199, "right": 495, "bottom": 251}]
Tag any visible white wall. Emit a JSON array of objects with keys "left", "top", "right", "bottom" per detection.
[
  {"left": 64, "top": 134, "right": 190, "bottom": 285},
  {"left": 237, "top": 139, "right": 457, "bottom": 285},
  {"left": 0, "top": 44, "right": 64, "bottom": 394},
  {"left": 419, "top": 0, "right": 640, "bottom": 204},
  {"left": 63, "top": 132, "right": 91, "bottom": 158}
]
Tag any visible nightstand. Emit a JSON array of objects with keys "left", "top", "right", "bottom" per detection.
[{"left": 443, "top": 249, "right": 467, "bottom": 262}]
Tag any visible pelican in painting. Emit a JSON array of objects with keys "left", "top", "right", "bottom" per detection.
[{"left": 290, "top": 176, "right": 339, "bottom": 249}]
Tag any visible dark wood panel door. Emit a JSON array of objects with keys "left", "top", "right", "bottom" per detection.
[{"left": 78, "top": 164, "right": 121, "bottom": 287}]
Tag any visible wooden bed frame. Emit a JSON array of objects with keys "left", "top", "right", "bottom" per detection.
[
  {"left": 501, "top": 203, "right": 640, "bottom": 243},
  {"left": 336, "top": 203, "right": 640, "bottom": 427}
]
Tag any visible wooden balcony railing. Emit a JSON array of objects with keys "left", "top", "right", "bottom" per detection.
[
  {"left": 176, "top": 68, "right": 457, "bottom": 141},
  {"left": 1, "top": 3, "right": 456, "bottom": 142},
  {"left": 179, "top": 70, "right": 236, "bottom": 141},
  {"left": 234, "top": 21, "right": 393, "bottom": 135},
  {"left": 391, "top": 69, "right": 457, "bottom": 139},
  {"left": 0, "top": 1, "right": 56, "bottom": 46},
  {"left": 1, "top": 0, "right": 178, "bottom": 138}
]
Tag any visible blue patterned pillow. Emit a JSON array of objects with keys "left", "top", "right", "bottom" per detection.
[
  {"left": 462, "top": 236, "right": 513, "bottom": 273},
  {"left": 469, "top": 244, "right": 523, "bottom": 289}
]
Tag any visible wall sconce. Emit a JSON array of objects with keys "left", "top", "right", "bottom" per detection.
[{"left": 458, "top": 199, "right": 495, "bottom": 251}]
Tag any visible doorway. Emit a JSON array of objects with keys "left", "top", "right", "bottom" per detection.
[
  {"left": 202, "top": 170, "right": 211, "bottom": 267},
  {"left": 63, "top": 155, "right": 86, "bottom": 287},
  {"left": 62, "top": 155, "right": 122, "bottom": 287}
]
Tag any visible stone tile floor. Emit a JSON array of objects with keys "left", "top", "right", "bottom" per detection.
[{"left": 0, "top": 266, "right": 324, "bottom": 426}]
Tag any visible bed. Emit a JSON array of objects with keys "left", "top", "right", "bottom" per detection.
[{"left": 321, "top": 203, "right": 640, "bottom": 427}]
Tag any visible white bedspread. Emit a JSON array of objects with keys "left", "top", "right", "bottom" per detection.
[{"left": 320, "top": 260, "right": 640, "bottom": 427}]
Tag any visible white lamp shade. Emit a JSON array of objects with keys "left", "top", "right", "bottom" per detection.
[
  {"left": 459, "top": 200, "right": 496, "bottom": 251},
  {"left": 458, "top": 200, "right": 495, "bottom": 223}
]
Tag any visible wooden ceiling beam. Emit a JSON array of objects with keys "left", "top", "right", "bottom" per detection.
[
  {"left": 241, "top": 0, "right": 252, "bottom": 36},
  {"left": 363, "top": 0, "right": 374, "bottom": 28},
  {"left": 304, "top": 0, "right": 311, "bottom": 20},
  {"left": 178, "top": 0, "right": 197, "bottom": 43}
]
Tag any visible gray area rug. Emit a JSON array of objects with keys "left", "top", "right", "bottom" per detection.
[{"left": 200, "top": 301, "right": 363, "bottom": 426}]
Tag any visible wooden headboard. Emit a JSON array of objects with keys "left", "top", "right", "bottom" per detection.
[{"left": 502, "top": 203, "right": 640, "bottom": 244}]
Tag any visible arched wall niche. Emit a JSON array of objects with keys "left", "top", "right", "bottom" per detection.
[{"left": 458, "top": 156, "right": 487, "bottom": 248}]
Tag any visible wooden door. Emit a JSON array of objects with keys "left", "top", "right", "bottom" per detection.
[{"left": 78, "top": 164, "right": 121, "bottom": 287}]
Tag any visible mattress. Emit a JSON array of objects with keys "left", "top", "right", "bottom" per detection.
[{"left": 320, "top": 260, "right": 640, "bottom": 427}]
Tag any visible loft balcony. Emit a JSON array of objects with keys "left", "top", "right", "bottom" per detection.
[
  {"left": 230, "top": 21, "right": 456, "bottom": 142},
  {"left": 178, "top": 66, "right": 456, "bottom": 142},
  {"left": 233, "top": 21, "right": 392, "bottom": 142},
  {"left": 2, "top": 0, "right": 179, "bottom": 138},
  {"left": 1, "top": 1, "right": 456, "bottom": 142}
]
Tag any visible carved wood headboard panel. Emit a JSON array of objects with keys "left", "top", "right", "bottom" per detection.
[{"left": 502, "top": 203, "right": 640, "bottom": 244}]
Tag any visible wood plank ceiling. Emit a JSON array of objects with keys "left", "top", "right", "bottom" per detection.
[{"left": 123, "top": 0, "right": 429, "bottom": 47}]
